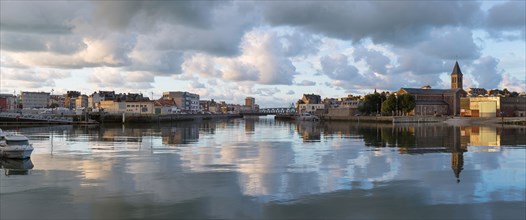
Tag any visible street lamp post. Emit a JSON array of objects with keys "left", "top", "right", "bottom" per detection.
[
  {"left": 51, "top": 89, "right": 54, "bottom": 114},
  {"left": 395, "top": 94, "right": 398, "bottom": 116}
]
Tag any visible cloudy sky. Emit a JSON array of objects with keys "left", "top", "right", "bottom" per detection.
[{"left": 0, "top": 1, "right": 524, "bottom": 107}]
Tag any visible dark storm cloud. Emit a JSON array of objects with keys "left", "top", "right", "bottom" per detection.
[
  {"left": 92, "top": 1, "right": 217, "bottom": 30},
  {"left": 0, "top": 32, "right": 87, "bottom": 54},
  {"left": 485, "top": 1, "right": 526, "bottom": 40},
  {"left": 353, "top": 47, "right": 391, "bottom": 75},
  {"left": 419, "top": 27, "right": 481, "bottom": 60},
  {"left": 320, "top": 55, "right": 362, "bottom": 81},
  {"left": 394, "top": 49, "right": 446, "bottom": 75},
  {"left": 261, "top": 1, "right": 481, "bottom": 45},
  {"left": 92, "top": 1, "right": 258, "bottom": 56},
  {"left": 0, "top": 1, "right": 81, "bottom": 34},
  {"left": 126, "top": 50, "right": 185, "bottom": 75},
  {"left": 281, "top": 32, "right": 321, "bottom": 57}
]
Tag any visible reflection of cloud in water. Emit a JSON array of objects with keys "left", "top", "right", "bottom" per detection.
[{"left": 2, "top": 121, "right": 525, "bottom": 219}]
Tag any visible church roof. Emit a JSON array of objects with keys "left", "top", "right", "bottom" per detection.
[
  {"left": 400, "top": 88, "right": 464, "bottom": 95},
  {"left": 451, "top": 61, "right": 463, "bottom": 75}
]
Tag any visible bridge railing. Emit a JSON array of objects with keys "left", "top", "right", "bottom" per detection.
[{"left": 258, "top": 108, "right": 296, "bottom": 114}]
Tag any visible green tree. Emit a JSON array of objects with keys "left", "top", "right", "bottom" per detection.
[
  {"left": 398, "top": 94, "right": 415, "bottom": 115},
  {"left": 359, "top": 92, "right": 387, "bottom": 115},
  {"left": 49, "top": 103, "right": 59, "bottom": 108},
  {"left": 381, "top": 94, "right": 397, "bottom": 115}
]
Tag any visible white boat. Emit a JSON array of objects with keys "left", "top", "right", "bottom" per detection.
[
  {"left": 297, "top": 112, "right": 320, "bottom": 121},
  {"left": 0, "top": 129, "right": 34, "bottom": 159},
  {"left": 1, "top": 158, "right": 34, "bottom": 176}
]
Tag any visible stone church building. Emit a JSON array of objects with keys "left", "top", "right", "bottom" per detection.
[{"left": 397, "top": 62, "right": 467, "bottom": 116}]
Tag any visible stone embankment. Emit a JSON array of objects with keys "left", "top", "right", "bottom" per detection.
[
  {"left": 320, "top": 115, "right": 445, "bottom": 123},
  {"left": 312, "top": 115, "right": 525, "bottom": 126},
  {"left": 0, "top": 112, "right": 242, "bottom": 125}
]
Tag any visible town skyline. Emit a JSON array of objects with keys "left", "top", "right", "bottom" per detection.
[{"left": 1, "top": 1, "right": 525, "bottom": 107}]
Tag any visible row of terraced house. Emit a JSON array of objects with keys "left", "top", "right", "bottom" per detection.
[{"left": 0, "top": 90, "right": 259, "bottom": 115}]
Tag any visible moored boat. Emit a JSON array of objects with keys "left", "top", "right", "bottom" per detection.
[
  {"left": 0, "top": 129, "right": 34, "bottom": 159},
  {"left": 296, "top": 112, "right": 320, "bottom": 121}
]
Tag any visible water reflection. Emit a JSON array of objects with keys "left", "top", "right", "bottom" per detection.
[
  {"left": 1, "top": 119, "right": 525, "bottom": 219},
  {"left": 296, "top": 121, "right": 321, "bottom": 142},
  {"left": 1, "top": 158, "right": 34, "bottom": 176}
]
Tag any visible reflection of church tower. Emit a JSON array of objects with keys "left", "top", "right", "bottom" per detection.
[
  {"left": 451, "top": 150, "right": 464, "bottom": 183},
  {"left": 451, "top": 61, "right": 463, "bottom": 89},
  {"left": 451, "top": 126, "right": 466, "bottom": 183}
]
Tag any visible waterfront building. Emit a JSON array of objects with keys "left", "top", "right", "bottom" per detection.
[
  {"left": 88, "top": 91, "right": 116, "bottom": 108},
  {"left": 298, "top": 103, "right": 325, "bottom": 114},
  {"left": 155, "top": 99, "right": 180, "bottom": 114},
  {"left": 461, "top": 96, "right": 526, "bottom": 117},
  {"left": 467, "top": 88, "right": 488, "bottom": 97},
  {"left": 49, "top": 95, "right": 65, "bottom": 108},
  {"left": 397, "top": 62, "right": 467, "bottom": 116},
  {"left": 162, "top": 91, "right": 200, "bottom": 113},
  {"left": 296, "top": 94, "right": 323, "bottom": 113},
  {"left": 99, "top": 100, "right": 155, "bottom": 114},
  {"left": 20, "top": 91, "right": 50, "bottom": 109},
  {"left": 125, "top": 101, "right": 154, "bottom": 114},
  {"left": 245, "top": 97, "right": 255, "bottom": 110},
  {"left": 0, "top": 94, "right": 16, "bottom": 111},
  {"left": 65, "top": 91, "right": 81, "bottom": 109},
  {"left": 75, "top": 95, "right": 89, "bottom": 109}
]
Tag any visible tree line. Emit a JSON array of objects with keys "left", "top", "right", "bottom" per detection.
[{"left": 359, "top": 92, "right": 415, "bottom": 116}]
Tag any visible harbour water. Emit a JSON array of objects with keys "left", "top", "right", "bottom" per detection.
[{"left": 1, "top": 117, "right": 525, "bottom": 219}]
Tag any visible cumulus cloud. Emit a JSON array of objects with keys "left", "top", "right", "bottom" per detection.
[
  {"left": 471, "top": 56, "right": 503, "bottom": 89},
  {"left": 181, "top": 30, "right": 300, "bottom": 85},
  {"left": 0, "top": 68, "right": 70, "bottom": 89},
  {"left": 87, "top": 68, "right": 155, "bottom": 90},
  {"left": 253, "top": 87, "right": 281, "bottom": 96},
  {"left": 499, "top": 74, "right": 526, "bottom": 92},
  {"left": 296, "top": 80, "right": 316, "bottom": 86}
]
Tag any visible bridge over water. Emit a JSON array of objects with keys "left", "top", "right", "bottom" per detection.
[{"left": 241, "top": 107, "right": 296, "bottom": 115}]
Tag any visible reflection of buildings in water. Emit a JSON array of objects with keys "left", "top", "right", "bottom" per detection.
[
  {"left": 244, "top": 118, "right": 256, "bottom": 133},
  {"left": 161, "top": 126, "right": 199, "bottom": 145},
  {"left": 461, "top": 127, "right": 500, "bottom": 148},
  {"left": 1, "top": 158, "right": 34, "bottom": 176},
  {"left": 99, "top": 127, "right": 144, "bottom": 143},
  {"left": 296, "top": 122, "right": 321, "bottom": 141}
]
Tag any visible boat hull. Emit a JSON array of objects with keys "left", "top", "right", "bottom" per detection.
[{"left": 0, "top": 145, "right": 34, "bottom": 159}]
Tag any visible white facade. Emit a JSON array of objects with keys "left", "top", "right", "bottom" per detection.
[
  {"left": 89, "top": 93, "right": 101, "bottom": 108},
  {"left": 21, "top": 92, "right": 50, "bottom": 109},
  {"left": 298, "top": 104, "right": 325, "bottom": 113},
  {"left": 163, "top": 91, "right": 200, "bottom": 113}
]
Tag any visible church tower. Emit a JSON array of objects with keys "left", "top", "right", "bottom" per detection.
[{"left": 451, "top": 61, "right": 463, "bottom": 89}]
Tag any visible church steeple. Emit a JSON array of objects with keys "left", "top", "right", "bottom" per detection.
[{"left": 451, "top": 61, "right": 463, "bottom": 89}]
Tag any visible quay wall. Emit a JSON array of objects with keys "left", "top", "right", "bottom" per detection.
[
  {"left": 320, "top": 115, "right": 446, "bottom": 123},
  {"left": 95, "top": 113, "right": 242, "bottom": 123},
  {"left": 1, "top": 113, "right": 242, "bottom": 125}
]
